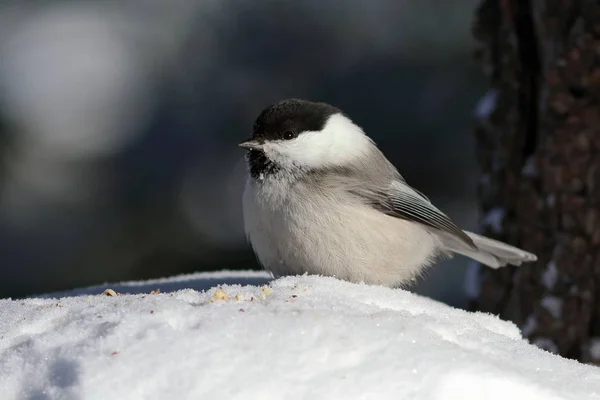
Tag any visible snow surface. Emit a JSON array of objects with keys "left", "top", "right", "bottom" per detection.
[{"left": 2, "top": 271, "right": 600, "bottom": 400}]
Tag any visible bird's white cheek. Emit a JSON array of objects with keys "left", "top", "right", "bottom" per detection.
[
  {"left": 265, "top": 141, "right": 324, "bottom": 169},
  {"left": 262, "top": 143, "right": 290, "bottom": 167}
]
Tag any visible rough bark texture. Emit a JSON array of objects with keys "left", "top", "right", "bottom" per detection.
[{"left": 471, "top": 0, "right": 600, "bottom": 364}]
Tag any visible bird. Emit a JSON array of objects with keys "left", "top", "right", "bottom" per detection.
[{"left": 239, "top": 98, "right": 537, "bottom": 287}]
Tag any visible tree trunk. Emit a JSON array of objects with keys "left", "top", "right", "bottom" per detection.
[{"left": 470, "top": 0, "right": 600, "bottom": 364}]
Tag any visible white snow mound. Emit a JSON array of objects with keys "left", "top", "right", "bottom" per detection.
[{"left": 1, "top": 272, "right": 599, "bottom": 400}]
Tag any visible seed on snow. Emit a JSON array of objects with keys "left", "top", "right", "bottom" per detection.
[
  {"left": 211, "top": 287, "right": 229, "bottom": 302},
  {"left": 260, "top": 285, "right": 273, "bottom": 299}
]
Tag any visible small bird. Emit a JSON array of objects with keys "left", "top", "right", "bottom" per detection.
[{"left": 240, "top": 99, "right": 537, "bottom": 287}]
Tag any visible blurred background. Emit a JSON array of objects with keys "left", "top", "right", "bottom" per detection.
[{"left": 0, "top": 0, "right": 486, "bottom": 307}]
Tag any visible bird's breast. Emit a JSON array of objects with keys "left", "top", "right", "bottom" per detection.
[{"left": 242, "top": 176, "right": 439, "bottom": 286}]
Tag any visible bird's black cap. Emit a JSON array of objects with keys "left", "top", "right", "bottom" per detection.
[{"left": 251, "top": 99, "right": 341, "bottom": 142}]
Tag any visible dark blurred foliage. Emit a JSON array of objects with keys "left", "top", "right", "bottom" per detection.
[{"left": 0, "top": 0, "right": 484, "bottom": 305}]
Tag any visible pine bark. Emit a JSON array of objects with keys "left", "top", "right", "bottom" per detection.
[{"left": 471, "top": 0, "right": 600, "bottom": 364}]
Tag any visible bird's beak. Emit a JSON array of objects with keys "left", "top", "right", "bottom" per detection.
[{"left": 238, "top": 138, "right": 263, "bottom": 150}]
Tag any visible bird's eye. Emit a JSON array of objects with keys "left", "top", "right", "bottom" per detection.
[{"left": 282, "top": 131, "right": 295, "bottom": 140}]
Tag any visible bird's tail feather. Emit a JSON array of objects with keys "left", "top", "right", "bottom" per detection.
[{"left": 439, "top": 230, "right": 537, "bottom": 269}]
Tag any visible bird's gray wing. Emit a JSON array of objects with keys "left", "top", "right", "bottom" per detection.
[{"left": 351, "top": 180, "right": 476, "bottom": 250}]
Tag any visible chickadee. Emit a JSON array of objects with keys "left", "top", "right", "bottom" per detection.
[{"left": 240, "top": 99, "right": 537, "bottom": 287}]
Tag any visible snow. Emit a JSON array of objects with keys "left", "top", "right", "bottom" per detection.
[
  {"left": 482, "top": 207, "right": 505, "bottom": 234},
  {"left": 2, "top": 272, "right": 600, "bottom": 400},
  {"left": 464, "top": 261, "right": 481, "bottom": 298},
  {"left": 590, "top": 339, "right": 600, "bottom": 360},
  {"left": 522, "top": 156, "right": 537, "bottom": 177},
  {"left": 541, "top": 295, "right": 564, "bottom": 319},
  {"left": 542, "top": 261, "right": 559, "bottom": 289},
  {"left": 521, "top": 315, "right": 538, "bottom": 337},
  {"left": 474, "top": 89, "right": 498, "bottom": 120},
  {"left": 533, "top": 338, "right": 560, "bottom": 355}
]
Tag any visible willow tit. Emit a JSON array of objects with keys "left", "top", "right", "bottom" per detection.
[{"left": 240, "top": 99, "right": 537, "bottom": 287}]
